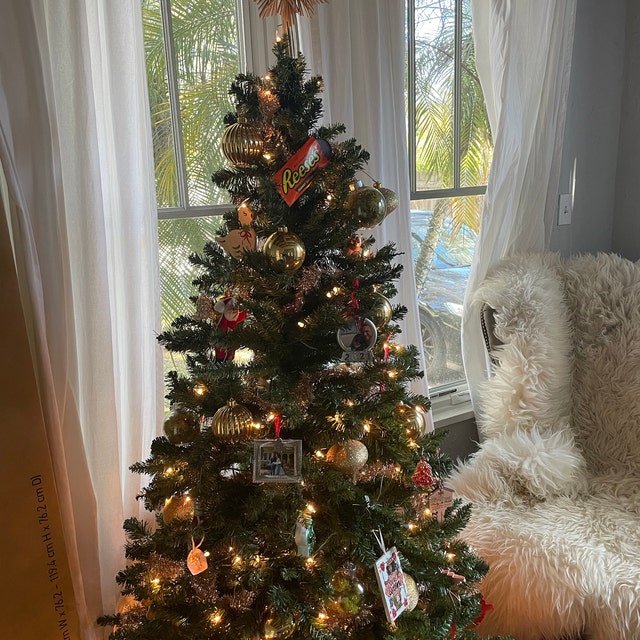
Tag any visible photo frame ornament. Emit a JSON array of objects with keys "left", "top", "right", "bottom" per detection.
[
  {"left": 337, "top": 316, "right": 377, "bottom": 363},
  {"left": 252, "top": 438, "right": 303, "bottom": 484}
]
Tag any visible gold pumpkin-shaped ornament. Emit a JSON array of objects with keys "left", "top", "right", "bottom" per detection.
[
  {"left": 221, "top": 112, "right": 264, "bottom": 167},
  {"left": 162, "top": 494, "right": 195, "bottom": 524},
  {"left": 211, "top": 399, "right": 253, "bottom": 439},
  {"left": 347, "top": 180, "right": 387, "bottom": 229},
  {"left": 263, "top": 227, "right": 306, "bottom": 272},
  {"left": 369, "top": 292, "right": 393, "bottom": 328},
  {"left": 394, "top": 402, "right": 429, "bottom": 439},
  {"left": 326, "top": 440, "right": 369, "bottom": 477}
]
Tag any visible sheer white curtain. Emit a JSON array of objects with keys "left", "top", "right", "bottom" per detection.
[
  {"left": 0, "top": 1, "right": 162, "bottom": 636},
  {"left": 462, "top": 0, "right": 577, "bottom": 412},
  {"left": 297, "top": 1, "right": 431, "bottom": 404}
]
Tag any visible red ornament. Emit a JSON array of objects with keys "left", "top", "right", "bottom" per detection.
[
  {"left": 474, "top": 597, "right": 493, "bottom": 625},
  {"left": 213, "top": 296, "right": 247, "bottom": 361},
  {"left": 412, "top": 457, "right": 436, "bottom": 489}
]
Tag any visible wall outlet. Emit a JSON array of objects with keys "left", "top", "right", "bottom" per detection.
[{"left": 558, "top": 193, "right": 572, "bottom": 226}]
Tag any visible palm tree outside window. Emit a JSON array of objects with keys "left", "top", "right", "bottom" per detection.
[{"left": 407, "top": 0, "right": 493, "bottom": 391}]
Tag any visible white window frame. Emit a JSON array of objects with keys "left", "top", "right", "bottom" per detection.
[
  {"left": 155, "top": 0, "right": 278, "bottom": 221},
  {"left": 407, "top": 0, "right": 487, "bottom": 419}
]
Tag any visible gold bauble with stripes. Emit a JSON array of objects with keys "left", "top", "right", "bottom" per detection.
[
  {"left": 221, "top": 114, "right": 264, "bottom": 167},
  {"left": 263, "top": 227, "right": 306, "bottom": 272},
  {"left": 211, "top": 399, "right": 253, "bottom": 439}
]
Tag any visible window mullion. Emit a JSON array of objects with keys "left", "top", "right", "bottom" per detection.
[
  {"left": 407, "top": 1, "right": 418, "bottom": 195},
  {"left": 160, "top": 0, "right": 190, "bottom": 209},
  {"left": 453, "top": 0, "right": 463, "bottom": 190}
]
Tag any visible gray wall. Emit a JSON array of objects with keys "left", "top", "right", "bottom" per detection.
[
  {"left": 451, "top": 1, "right": 632, "bottom": 460},
  {"left": 551, "top": 0, "right": 627, "bottom": 257},
  {"left": 613, "top": 0, "right": 640, "bottom": 259}
]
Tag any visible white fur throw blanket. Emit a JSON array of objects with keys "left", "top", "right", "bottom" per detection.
[{"left": 449, "top": 252, "right": 640, "bottom": 640}]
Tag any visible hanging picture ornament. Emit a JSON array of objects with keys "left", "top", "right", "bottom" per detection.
[
  {"left": 326, "top": 440, "right": 369, "bottom": 479},
  {"left": 395, "top": 402, "right": 429, "bottom": 440},
  {"left": 163, "top": 405, "right": 200, "bottom": 445},
  {"left": 347, "top": 180, "right": 387, "bottom": 229},
  {"left": 373, "top": 181, "right": 399, "bottom": 219},
  {"left": 221, "top": 109, "right": 264, "bottom": 167},
  {"left": 211, "top": 399, "right": 253, "bottom": 439},
  {"left": 187, "top": 537, "right": 208, "bottom": 576},
  {"left": 263, "top": 227, "right": 306, "bottom": 272},
  {"left": 369, "top": 292, "right": 393, "bottom": 328},
  {"left": 162, "top": 494, "right": 195, "bottom": 525}
]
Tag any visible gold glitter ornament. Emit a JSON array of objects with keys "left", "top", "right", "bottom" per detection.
[
  {"left": 395, "top": 402, "right": 429, "bottom": 439},
  {"left": 404, "top": 573, "right": 419, "bottom": 611},
  {"left": 221, "top": 111, "right": 264, "bottom": 167},
  {"left": 163, "top": 406, "right": 200, "bottom": 444},
  {"left": 347, "top": 181, "right": 386, "bottom": 229},
  {"left": 162, "top": 495, "right": 195, "bottom": 524},
  {"left": 369, "top": 292, "right": 393, "bottom": 328},
  {"left": 263, "top": 227, "right": 306, "bottom": 272},
  {"left": 211, "top": 399, "right": 253, "bottom": 439},
  {"left": 327, "top": 440, "right": 369, "bottom": 477}
]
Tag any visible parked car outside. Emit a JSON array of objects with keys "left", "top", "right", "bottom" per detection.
[{"left": 409, "top": 209, "right": 475, "bottom": 388}]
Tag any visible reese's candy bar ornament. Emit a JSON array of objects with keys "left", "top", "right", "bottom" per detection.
[{"left": 273, "top": 137, "right": 331, "bottom": 205}]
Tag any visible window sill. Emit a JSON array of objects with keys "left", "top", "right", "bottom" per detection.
[{"left": 430, "top": 389, "right": 474, "bottom": 429}]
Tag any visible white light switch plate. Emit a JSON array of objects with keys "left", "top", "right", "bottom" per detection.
[{"left": 558, "top": 193, "right": 572, "bottom": 226}]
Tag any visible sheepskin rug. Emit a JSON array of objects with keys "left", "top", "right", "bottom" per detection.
[{"left": 449, "top": 253, "right": 640, "bottom": 640}]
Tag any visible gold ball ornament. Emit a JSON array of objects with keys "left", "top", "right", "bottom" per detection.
[
  {"left": 221, "top": 114, "right": 264, "bottom": 167},
  {"left": 404, "top": 573, "right": 419, "bottom": 611},
  {"left": 327, "top": 440, "right": 369, "bottom": 477},
  {"left": 163, "top": 407, "right": 200, "bottom": 444},
  {"left": 263, "top": 227, "right": 306, "bottom": 272},
  {"left": 369, "top": 292, "right": 393, "bottom": 327},
  {"left": 347, "top": 181, "right": 386, "bottom": 229},
  {"left": 162, "top": 495, "right": 195, "bottom": 524},
  {"left": 394, "top": 402, "right": 428, "bottom": 439},
  {"left": 211, "top": 399, "right": 253, "bottom": 439},
  {"left": 373, "top": 181, "right": 399, "bottom": 218}
]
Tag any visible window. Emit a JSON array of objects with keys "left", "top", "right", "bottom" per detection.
[
  {"left": 143, "top": 0, "right": 275, "bottom": 382},
  {"left": 406, "top": 0, "right": 493, "bottom": 392}
]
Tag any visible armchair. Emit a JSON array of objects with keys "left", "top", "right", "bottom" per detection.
[{"left": 449, "top": 252, "right": 640, "bottom": 639}]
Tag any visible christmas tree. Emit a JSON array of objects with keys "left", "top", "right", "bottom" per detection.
[{"left": 99, "top": 35, "right": 506, "bottom": 640}]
